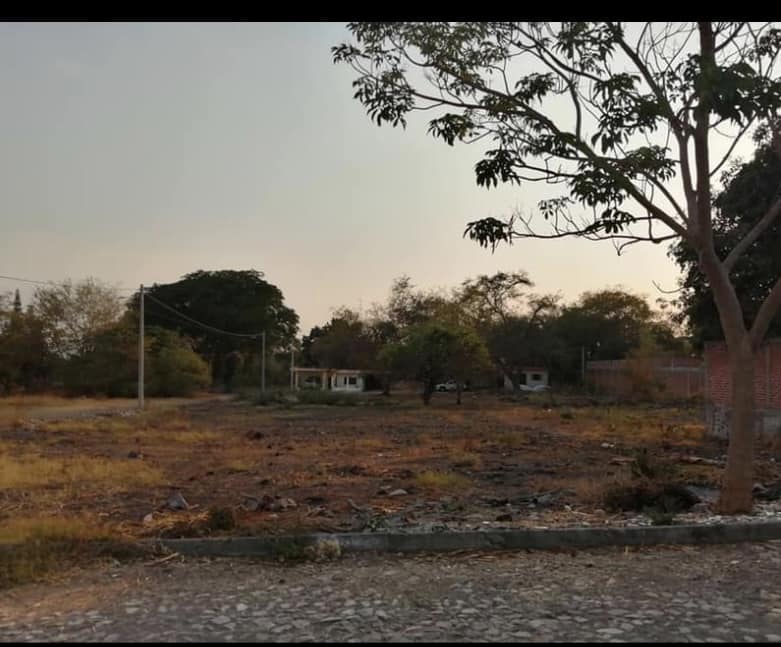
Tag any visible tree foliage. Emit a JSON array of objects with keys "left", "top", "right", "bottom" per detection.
[
  {"left": 307, "top": 308, "right": 380, "bottom": 370},
  {"left": 61, "top": 319, "right": 210, "bottom": 398},
  {"left": 0, "top": 295, "right": 51, "bottom": 393},
  {"left": 379, "top": 321, "right": 492, "bottom": 404},
  {"left": 32, "top": 278, "right": 124, "bottom": 358},
  {"left": 140, "top": 270, "right": 299, "bottom": 386}
]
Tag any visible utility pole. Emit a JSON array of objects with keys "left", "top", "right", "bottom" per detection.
[
  {"left": 261, "top": 331, "right": 266, "bottom": 393},
  {"left": 138, "top": 284, "right": 144, "bottom": 410}
]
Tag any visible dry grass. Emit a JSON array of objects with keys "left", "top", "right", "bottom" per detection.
[
  {"left": 0, "top": 449, "right": 164, "bottom": 490},
  {"left": 353, "top": 437, "right": 390, "bottom": 452},
  {"left": 448, "top": 450, "right": 482, "bottom": 469},
  {"left": 0, "top": 515, "right": 146, "bottom": 590},
  {"left": 415, "top": 470, "right": 472, "bottom": 491},
  {"left": 0, "top": 515, "right": 113, "bottom": 545},
  {"left": 148, "top": 429, "right": 220, "bottom": 444},
  {"left": 224, "top": 457, "right": 259, "bottom": 473},
  {"left": 0, "top": 393, "right": 745, "bottom": 567},
  {"left": 32, "top": 416, "right": 220, "bottom": 447},
  {"left": 493, "top": 430, "right": 527, "bottom": 448}
]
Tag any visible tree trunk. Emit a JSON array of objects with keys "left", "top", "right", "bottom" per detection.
[
  {"left": 382, "top": 374, "right": 391, "bottom": 396},
  {"left": 456, "top": 382, "right": 462, "bottom": 405},
  {"left": 422, "top": 379, "right": 433, "bottom": 405},
  {"left": 717, "top": 338, "right": 756, "bottom": 514}
]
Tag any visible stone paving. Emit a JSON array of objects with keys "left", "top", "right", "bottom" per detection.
[{"left": 3, "top": 542, "right": 781, "bottom": 642}]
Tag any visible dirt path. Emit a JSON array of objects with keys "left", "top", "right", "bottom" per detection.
[{"left": 2, "top": 394, "right": 233, "bottom": 422}]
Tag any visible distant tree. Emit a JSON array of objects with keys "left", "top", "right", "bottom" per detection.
[
  {"left": 487, "top": 308, "right": 562, "bottom": 389},
  {"left": 63, "top": 320, "right": 210, "bottom": 398},
  {"left": 32, "top": 277, "right": 124, "bottom": 358},
  {"left": 309, "top": 308, "right": 380, "bottom": 370},
  {"left": 301, "top": 325, "right": 328, "bottom": 367},
  {"left": 379, "top": 321, "right": 491, "bottom": 404},
  {"left": 12, "top": 290, "right": 21, "bottom": 314},
  {"left": 369, "top": 276, "right": 455, "bottom": 342},
  {"left": 552, "top": 288, "right": 685, "bottom": 383},
  {"left": 458, "top": 271, "right": 533, "bottom": 326},
  {"left": 61, "top": 318, "right": 138, "bottom": 397},
  {"left": 0, "top": 305, "right": 51, "bottom": 393},
  {"left": 139, "top": 270, "right": 299, "bottom": 387},
  {"left": 457, "top": 271, "right": 557, "bottom": 390}
]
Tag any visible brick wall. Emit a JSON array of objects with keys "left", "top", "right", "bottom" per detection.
[
  {"left": 585, "top": 357, "right": 704, "bottom": 400},
  {"left": 704, "top": 339, "right": 781, "bottom": 408}
]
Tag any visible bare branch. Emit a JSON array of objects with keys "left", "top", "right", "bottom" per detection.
[
  {"left": 608, "top": 22, "right": 691, "bottom": 137},
  {"left": 714, "top": 21, "right": 747, "bottom": 52},
  {"left": 710, "top": 121, "right": 753, "bottom": 178},
  {"left": 723, "top": 191, "right": 781, "bottom": 273}
]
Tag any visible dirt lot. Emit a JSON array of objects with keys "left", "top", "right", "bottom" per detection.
[{"left": 2, "top": 391, "right": 781, "bottom": 546}]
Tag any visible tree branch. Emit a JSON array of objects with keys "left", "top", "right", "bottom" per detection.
[
  {"left": 710, "top": 121, "right": 753, "bottom": 178},
  {"left": 723, "top": 191, "right": 781, "bottom": 273},
  {"left": 750, "top": 274, "right": 781, "bottom": 349}
]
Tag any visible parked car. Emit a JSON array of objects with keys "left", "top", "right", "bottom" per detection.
[{"left": 435, "top": 380, "right": 469, "bottom": 392}]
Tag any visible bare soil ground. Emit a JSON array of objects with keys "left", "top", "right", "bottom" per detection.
[{"left": 2, "top": 391, "right": 781, "bottom": 545}]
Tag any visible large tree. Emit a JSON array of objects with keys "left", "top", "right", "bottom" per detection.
[
  {"left": 308, "top": 308, "right": 380, "bottom": 370},
  {"left": 0, "top": 295, "right": 50, "bottom": 393},
  {"left": 139, "top": 270, "right": 299, "bottom": 386},
  {"left": 379, "top": 321, "right": 491, "bottom": 404},
  {"left": 32, "top": 277, "right": 124, "bottom": 358},
  {"left": 335, "top": 21, "right": 781, "bottom": 512},
  {"left": 457, "top": 270, "right": 557, "bottom": 389}
]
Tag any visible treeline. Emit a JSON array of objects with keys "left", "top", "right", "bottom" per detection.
[
  {"left": 0, "top": 267, "right": 687, "bottom": 400},
  {"left": 301, "top": 273, "right": 689, "bottom": 403},
  {"left": 0, "top": 270, "right": 299, "bottom": 397}
]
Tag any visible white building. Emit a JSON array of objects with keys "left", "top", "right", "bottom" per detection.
[
  {"left": 503, "top": 367, "right": 549, "bottom": 390},
  {"left": 292, "top": 367, "right": 367, "bottom": 392}
]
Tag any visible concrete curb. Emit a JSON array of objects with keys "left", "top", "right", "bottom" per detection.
[{"left": 145, "top": 521, "right": 781, "bottom": 558}]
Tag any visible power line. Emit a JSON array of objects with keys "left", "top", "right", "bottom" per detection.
[
  {"left": 0, "top": 271, "right": 266, "bottom": 339},
  {"left": 0, "top": 273, "right": 59, "bottom": 286},
  {"left": 143, "top": 293, "right": 264, "bottom": 339},
  {"left": 0, "top": 273, "right": 138, "bottom": 292}
]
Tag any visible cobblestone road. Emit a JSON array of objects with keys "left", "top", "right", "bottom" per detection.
[{"left": 3, "top": 542, "right": 781, "bottom": 642}]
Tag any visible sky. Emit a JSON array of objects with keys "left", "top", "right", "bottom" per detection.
[{"left": 0, "top": 22, "right": 734, "bottom": 334}]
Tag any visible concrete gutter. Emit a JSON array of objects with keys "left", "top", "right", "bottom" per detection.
[{"left": 146, "top": 521, "right": 781, "bottom": 558}]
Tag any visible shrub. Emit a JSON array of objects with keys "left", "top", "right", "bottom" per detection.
[
  {"left": 205, "top": 507, "right": 236, "bottom": 532},
  {"left": 630, "top": 448, "right": 676, "bottom": 480},
  {"left": 602, "top": 481, "right": 699, "bottom": 513},
  {"left": 61, "top": 324, "right": 210, "bottom": 397},
  {"left": 147, "top": 330, "right": 210, "bottom": 397}
]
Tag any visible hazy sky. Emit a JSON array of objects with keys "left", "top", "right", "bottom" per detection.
[{"left": 0, "top": 22, "right": 710, "bottom": 333}]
